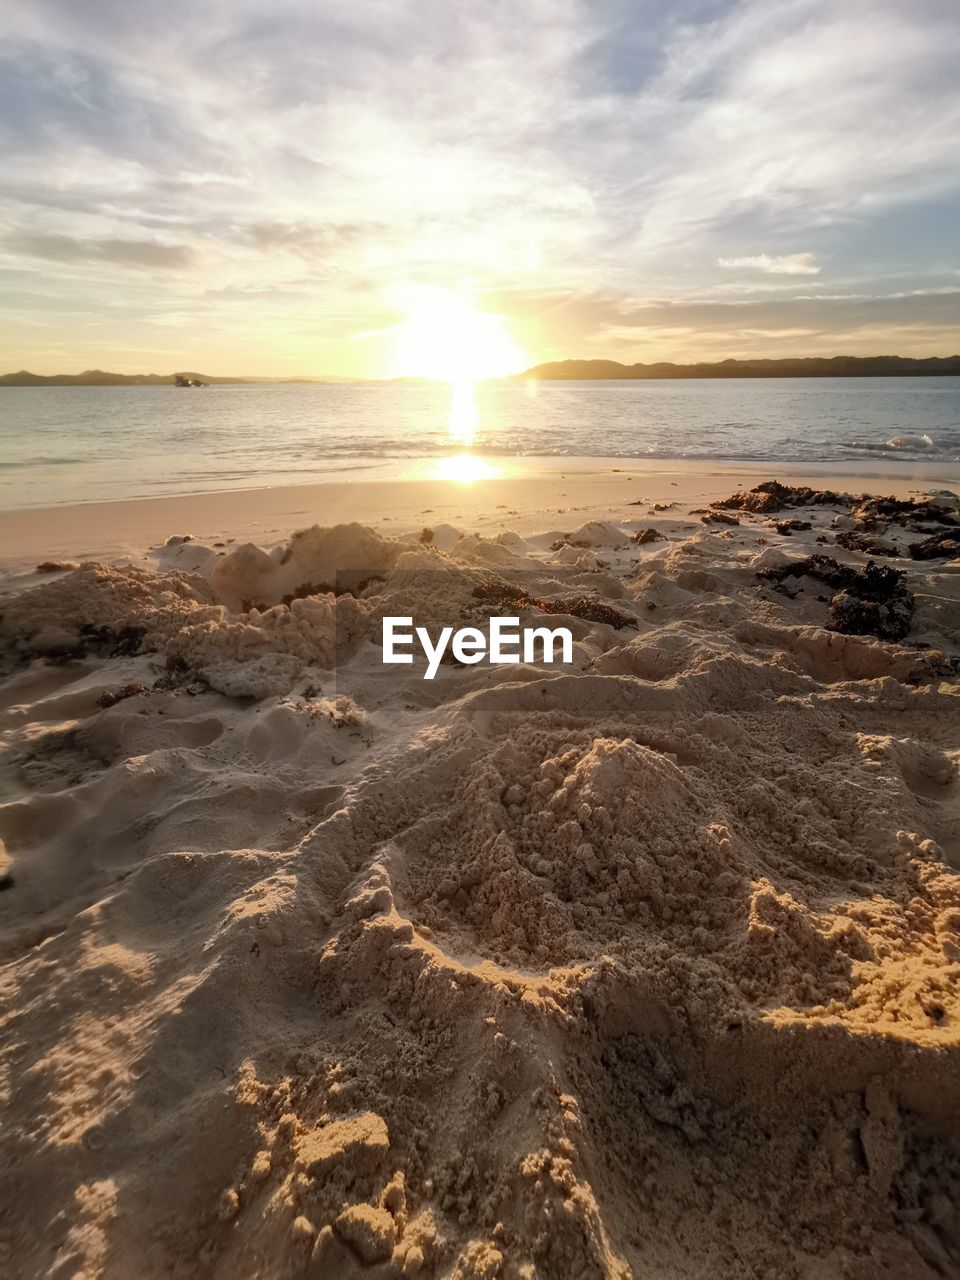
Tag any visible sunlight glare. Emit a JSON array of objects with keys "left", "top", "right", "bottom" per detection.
[
  {"left": 391, "top": 285, "right": 527, "bottom": 381},
  {"left": 431, "top": 454, "right": 499, "bottom": 484},
  {"left": 448, "top": 378, "right": 479, "bottom": 445}
]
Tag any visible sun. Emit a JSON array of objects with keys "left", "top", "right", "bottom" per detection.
[{"left": 390, "top": 285, "right": 528, "bottom": 382}]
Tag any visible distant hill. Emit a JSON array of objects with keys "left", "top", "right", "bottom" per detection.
[
  {"left": 5, "top": 356, "right": 960, "bottom": 387},
  {"left": 0, "top": 369, "right": 244, "bottom": 386},
  {"left": 0, "top": 369, "right": 351, "bottom": 386},
  {"left": 522, "top": 355, "right": 960, "bottom": 380}
]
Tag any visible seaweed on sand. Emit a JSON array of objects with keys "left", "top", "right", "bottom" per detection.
[
  {"left": 854, "top": 495, "right": 959, "bottom": 530},
  {"left": 773, "top": 519, "right": 811, "bottom": 535},
  {"left": 757, "top": 555, "right": 914, "bottom": 642},
  {"left": 715, "top": 482, "right": 959, "bottom": 533},
  {"left": 470, "top": 580, "right": 636, "bottom": 629},
  {"left": 908, "top": 530, "right": 960, "bottom": 561},
  {"left": 242, "top": 574, "right": 386, "bottom": 612},
  {"left": 96, "top": 682, "right": 147, "bottom": 709},
  {"left": 713, "top": 481, "right": 856, "bottom": 514},
  {"left": 835, "top": 530, "right": 901, "bottom": 558},
  {"left": 545, "top": 596, "right": 637, "bottom": 628},
  {"left": 701, "top": 511, "right": 739, "bottom": 526},
  {"left": 68, "top": 624, "right": 146, "bottom": 659}
]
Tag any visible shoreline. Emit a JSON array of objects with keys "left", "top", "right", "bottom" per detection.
[{"left": 2, "top": 455, "right": 958, "bottom": 577}]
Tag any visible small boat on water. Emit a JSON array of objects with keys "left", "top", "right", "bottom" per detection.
[{"left": 174, "top": 374, "right": 207, "bottom": 387}]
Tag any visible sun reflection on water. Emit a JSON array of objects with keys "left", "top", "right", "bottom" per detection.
[
  {"left": 432, "top": 378, "right": 496, "bottom": 482},
  {"left": 448, "top": 378, "right": 479, "bottom": 446}
]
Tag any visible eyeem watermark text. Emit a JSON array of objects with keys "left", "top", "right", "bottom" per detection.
[{"left": 382, "top": 616, "right": 573, "bottom": 680}]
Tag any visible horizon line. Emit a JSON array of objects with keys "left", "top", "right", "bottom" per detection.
[{"left": 3, "top": 351, "right": 960, "bottom": 384}]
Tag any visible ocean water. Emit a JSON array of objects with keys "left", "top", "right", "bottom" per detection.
[{"left": 1, "top": 376, "right": 958, "bottom": 510}]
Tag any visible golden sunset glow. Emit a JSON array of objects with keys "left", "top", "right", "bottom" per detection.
[
  {"left": 386, "top": 285, "right": 527, "bottom": 461},
  {"left": 390, "top": 286, "right": 529, "bottom": 382}
]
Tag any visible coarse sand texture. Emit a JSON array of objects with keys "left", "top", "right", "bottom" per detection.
[{"left": 1, "top": 483, "right": 959, "bottom": 1278}]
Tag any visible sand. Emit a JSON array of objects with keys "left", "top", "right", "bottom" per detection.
[
  {"left": 0, "top": 460, "right": 959, "bottom": 1278},
  {"left": 1, "top": 456, "right": 957, "bottom": 577}
]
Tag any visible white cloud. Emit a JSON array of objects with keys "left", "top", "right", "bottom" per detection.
[{"left": 718, "top": 253, "right": 821, "bottom": 275}]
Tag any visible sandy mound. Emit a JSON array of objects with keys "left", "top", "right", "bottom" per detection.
[{"left": 1, "top": 498, "right": 959, "bottom": 1278}]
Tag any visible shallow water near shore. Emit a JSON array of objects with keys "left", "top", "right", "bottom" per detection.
[{"left": 2, "top": 376, "right": 959, "bottom": 509}]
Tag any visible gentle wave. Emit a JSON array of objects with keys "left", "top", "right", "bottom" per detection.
[{"left": 840, "top": 432, "right": 942, "bottom": 456}]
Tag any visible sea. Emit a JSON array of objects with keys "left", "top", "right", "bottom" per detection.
[{"left": 1, "top": 376, "right": 959, "bottom": 510}]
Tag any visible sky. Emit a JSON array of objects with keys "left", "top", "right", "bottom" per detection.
[{"left": 1, "top": 0, "right": 959, "bottom": 377}]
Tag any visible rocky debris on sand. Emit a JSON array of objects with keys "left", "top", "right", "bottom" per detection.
[
  {"left": 758, "top": 555, "right": 915, "bottom": 641},
  {"left": 632, "top": 528, "right": 664, "bottom": 544}
]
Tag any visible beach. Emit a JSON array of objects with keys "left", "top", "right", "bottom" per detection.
[
  {"left": 1, "top": 459, "right": 959, "bottom": 1277},
  {"left": 2, "top": 455, "right": 958, "bottom": 578},
  {"left": 6, "top": 0, "right": 960, "bottom": 1269}
]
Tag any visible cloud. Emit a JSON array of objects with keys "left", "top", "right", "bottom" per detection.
[
  {"left": 718, "top": 253, "right": 820, "bottom": 275},
  {"left": 5, "top": 231, "right": 197, "bottom": 270},
  {"left": 242, "top": 220, "right": 383, "bottom": 260},
  {"left": 542, "top": 286, "right": 960, "bottom": 361},
  {"left": 0, "top": 0, "right": 958, "bottom": 372}
]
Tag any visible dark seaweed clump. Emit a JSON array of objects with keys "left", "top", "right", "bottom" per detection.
[
  {"left": 909, "top": 530, "right": 960, "bottom": 561},
  {"left": 242, "top": 574, "right": 386, "bottom": 612},
  {"left": 854, "top": 495, "right": 959, "bottom": 530},
  {"left": 757, "top": 555, "right": 914, "bottom": 642},
  {"left": 701, "top": 511, "right": 739, "bottom": 526},
  {"left": 715, "top": 482, "right": 959, "bottom": 558},
  {"left": 713, "top": 481, "right": 960, "bottom": 521},
  {"left": 835, "top": 530, "right": 900, "bottom": 558},
  {"left": 471, "top": 580, "right": 636, "bottom": 629},
  {"left": 546, "top": 596, "right": 636, "bottom": 628},
  {"left": 47, "top": 624, "right": 147, "bottom": 660},
  {"left": 472, "top": 580, "right": 536, "bottom": 611},
  {"left": 713, "top": 481, "right": 856, "bottom": 514},
  {"left": 773, "top": 519, "right": 812, "bottom": 535},
  {"left": 97, "top": 682, "right": 147, "bottom": 709}
]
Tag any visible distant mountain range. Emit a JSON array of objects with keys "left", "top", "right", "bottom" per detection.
[
  {"left": 3, "top": 355, "right": 960, "bottom": 387},
  {"left": 521, "top": 355, "right": 960, "bottom": 379},
  {"left": 0, "top": 369, "right": 349, "bottom": 386}
]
